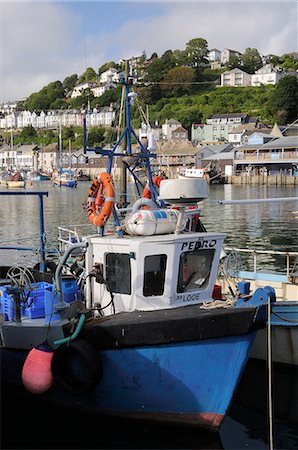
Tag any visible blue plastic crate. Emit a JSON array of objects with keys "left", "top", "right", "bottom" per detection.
[
  {"left": 44, "top": 278, "right": 81, "bottom": 323},
  {"left": 23, "top": 282, "right": 52, "bottom": 319},
  {"left": 0, "top": 286, "right": 16, "bottom": 321}
]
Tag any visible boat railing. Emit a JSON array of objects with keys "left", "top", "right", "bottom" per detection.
[
  {"left": 223, "top": 246, "right": 298, "bottom": 281},
  {"left": 57, "top": 224, "right": 95, "bottom": 253}
]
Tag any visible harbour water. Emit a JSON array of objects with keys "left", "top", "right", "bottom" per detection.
[{"left": 0, "top": 181, "right": 297, "bottom": 449}]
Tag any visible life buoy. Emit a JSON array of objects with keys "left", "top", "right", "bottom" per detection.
[
  {"left": 86, "top": 172, "right": 115, "bottom": 227},
  {"left": 51, "top": 339, "right": 102, "bottom": 395},
  {"left": 143, "top": 176, "right": 165, "bottom": 199}
]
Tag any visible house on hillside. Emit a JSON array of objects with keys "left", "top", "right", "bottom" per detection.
[
  {"left": 221, "top": 68, "right": 252, "bottom": 87},
  {"left": 71, "top": 82, "right": 94, "bottom": 99},
  {"left": 251, "top": 64, "right": 286, "bottom": 86},
  {"left": 221, "top": 48, "right": 242, "bottom": 65},
  {"left": 171, "top": 126, "right": 188, "bottom": 141},
  {"left": 162, "top": 119, "right": 182, "bottom": 140},
  {"left": 208, "top": 49, "right": 221, "bottom": 62}
]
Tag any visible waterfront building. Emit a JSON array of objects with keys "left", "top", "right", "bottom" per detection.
[
  {"left": 228, "top": 123, "right": 271, "bottom": 145},
  {"left": 234, "top": 136, "right": 298, "bottom": 176}
]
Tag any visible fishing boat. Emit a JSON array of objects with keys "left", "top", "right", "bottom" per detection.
[
  {"left": 217, "top": 246, "right": 298, "bottom": 368},
  {"left": 0, "top": 171, "right": 26, "bottom": 188},
  {"left": 0, "top": 75, "right": 276, "bottom": 433},
  {"left": 52, "top": 168, "right": 77, "bottom": 188},
  {"left": 178, "top": 161, "right": 225, "bottom": 184}
]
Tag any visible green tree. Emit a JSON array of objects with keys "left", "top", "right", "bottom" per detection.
[
  {"left": 98, "top": 61, "right": 119, "bottom": 77},
  {"left": 18, "top": 125, "right": 38, "bottom": 143},
  {"left": 268, "top": 75, "right": 298, "bottom": 124},
  {"left": 63, "top": 74, "right": 78, "bottom": 92},
  {"left": 162, "top": 67, "right": 196, "bottom": 97},
  {"left": 185, "top": 38, "right": 209, "bottom": 77},
  {"left": 78, "top": 67, "right": 97, "bottom": 84},
  {"left": 280, "top": 54, "right": 298, "bottom": 70},
  {"left": 87, "top": 127, "right": 105, "bottom": 146},
  {"left": 144, "top": 59, "right": 165, "bottom": 82},
  {"left": 241, "top": 48, "right": 263, "bottom": 74},
  {"left": 226, "top": 54, "right": 242, "bottom": 70}
]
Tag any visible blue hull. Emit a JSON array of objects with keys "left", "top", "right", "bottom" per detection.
[
  {"left": 2, "top": 332, "right": 256, "bottom": 431},
  {"left": 53, "top": 180, "right": 77, "bottom": 188}
]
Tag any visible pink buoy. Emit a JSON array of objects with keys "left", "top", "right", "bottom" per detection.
[{"left": 22, "top": 343, "right": 54, "bottom": 394}]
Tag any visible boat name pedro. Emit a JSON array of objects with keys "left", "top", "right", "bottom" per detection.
[{"left": 181, "top": 239, "right": 217, "bottom": 251}]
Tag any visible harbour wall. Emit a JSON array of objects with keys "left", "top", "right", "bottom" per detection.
[
  {"left": 85, "top": 169, "right": 298, "bottom": 185},
  {"left": 227, "top": 175, "right": 298, "bottom": 185}
]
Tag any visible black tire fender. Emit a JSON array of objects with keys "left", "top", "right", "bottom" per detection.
[{"left": 51, "top": 339, "right": 102, "bottom": 395}]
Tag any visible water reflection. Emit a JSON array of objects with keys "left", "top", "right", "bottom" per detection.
[{"left": 0, "top": 182, "right": 297, "bottom": 270}]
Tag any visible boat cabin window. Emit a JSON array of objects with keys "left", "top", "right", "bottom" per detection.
[
  {"left": 105, "top": 253, "right": 131, "bottom": 294},
  {"left": 177, "top": 249, "right": 215, "bottom": 293},
  {"left": 143, "top": 254, "right": 167, "bottom": 297}
]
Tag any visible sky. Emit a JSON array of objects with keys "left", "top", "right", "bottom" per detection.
[{"left": 0, "top": 0, "right": 297, "bottom": 103}]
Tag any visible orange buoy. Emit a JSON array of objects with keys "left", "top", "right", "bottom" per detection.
[
  {"left": 86, "top": 172, "right": 115, "bottom": 227},
  {"left": 143, "top": 176, "right": 165, "bottom": 199},
  {"left": 22, "top": 343, "right": 54, "bottom": 394}
]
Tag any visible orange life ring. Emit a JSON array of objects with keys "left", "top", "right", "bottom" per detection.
[
  {"left": 86, "top": 172, "right": 115, "bottom": 227},
  {"left": 143, "top": 176, "right": 165, "bottom": 199}
]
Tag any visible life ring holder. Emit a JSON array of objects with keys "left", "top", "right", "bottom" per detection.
[
  {"left": 86, "top": 172, "right": 115, "bottom": 227},
  {"left": 51, "top": 338, "right": 103, "bottom": 395},
  {"left": 142, "top": 176, "right": 166, "bottom": 199}
]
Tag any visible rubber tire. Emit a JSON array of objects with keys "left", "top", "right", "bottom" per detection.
[{"left": 51, "top": 339, "right": 102, "bottom": 395}]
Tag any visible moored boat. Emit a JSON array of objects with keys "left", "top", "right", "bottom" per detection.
[
  {"left": 52, "top": 169, "right": 77, "bottom": 188},
  {"left": 0, "top": 74, "right": 277, "bottom": 433},
  {"left": 0, "top": 171, "right": 26, "bottom": 188},
  {"left": 217, "top": 246, "right": 298, "bottom": 367}
]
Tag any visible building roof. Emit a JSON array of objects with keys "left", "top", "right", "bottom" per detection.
[
  {"left": 173, "top": 126, "right": 187, "bottom": 133},
  {"left": 237, "top": 136, "right": 298, "bottom": 151},
  {"left": 164, "top": 118, "right": 181, "bottom": 125},
  {"left": 211, "top": 113, "right": 248, "bottom": 119},
  {"left": 228, "top": 124, "right": 271, "bottom": 134}
]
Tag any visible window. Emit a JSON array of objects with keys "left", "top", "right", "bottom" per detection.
[
  {"left": 143, "top": 254, "right": 167, "bottom": 297},
  {"left": 177, "top": 249, "right": 215, "bottom": 293},
  {"left": 105, "top": 253, "right": 131, "bottom": 294}
]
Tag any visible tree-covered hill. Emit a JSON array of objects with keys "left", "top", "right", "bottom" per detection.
[{"left": 17, "top": 37, "right": 298, "bottom": 127}]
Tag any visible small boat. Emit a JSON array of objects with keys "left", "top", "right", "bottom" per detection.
[
  {"left": 217, "top": 246, "right": 298, "bottom": 368},
  {"left": 75, "top": 170, "right": 90, "bottom": 182},
  {"left": 178, "top": 162, "right": 225, "bottom": 184},
  {"left": 0, "top": 171, "right": 26, "bottom": 188},
  {"left": 52, "top": 169, "right": 77, "bottom": 188},
  {"left": 27, "top": 171, "right": 50, "bottom": 181},
  {"left": 0, "top": 74, "right": 276, "bottom": 433},
  {"left": 178, "top": 167, "right": 210, "bottom": 180}
]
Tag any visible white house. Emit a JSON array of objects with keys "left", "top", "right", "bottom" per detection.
[
  {"left": 221, "top": 68, "right": 252, "bottom": 87},
  {"left": 221, "top": 48, "right": 242, "bottom": 65},
  {"left": 99, "top": 68, "right": 123, "bottom": 84},
  {"left": 208, "top": 49, "right": 221, "bottom": 62},
  {"left": 162, "top": 119, "right": 182, "bottom": 140},
  {"left": 71, "top": 82, "right": 94, "bottom": 99},
  {"left": 91, "top": 82, "right": 116, "bottom": 98},
  {"left": 251, "top": 64, "right": 285, "bottom": 86}
]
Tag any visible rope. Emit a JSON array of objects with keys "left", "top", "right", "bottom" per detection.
[
  {"left": 200, "top": 298, "right": 237, "bottom": 309},
  {"left": 267, "top": 298, "right": 274, "bottom": 450}
]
